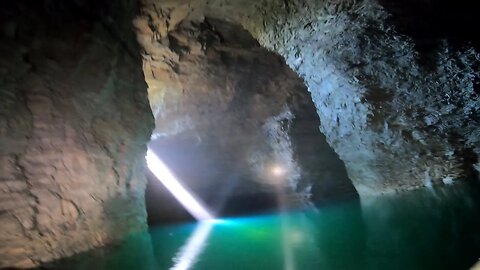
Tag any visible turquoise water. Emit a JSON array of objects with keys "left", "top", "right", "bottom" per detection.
[{"left": 45, "top": 183, "right": 480, "bottom": 270}]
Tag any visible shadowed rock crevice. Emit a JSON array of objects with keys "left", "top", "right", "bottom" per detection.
[{"left": 377, "top": 0, "right": 479, "bottom": 52}]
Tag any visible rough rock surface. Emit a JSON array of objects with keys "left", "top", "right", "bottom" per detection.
[
  {"left": 137, "top": 17, "right": 355, "bottom": 221},
  {"left": 140, "top": 0, "right": 480, "bottom": 195},
  {"left": 0, "top": 1, "right": 153, "bottom": 268}
]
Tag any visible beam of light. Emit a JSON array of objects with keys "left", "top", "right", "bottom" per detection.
[
  {"left": 280, "top": 214, "right": 296, "bottom": 270},
  {"left": 274, "top": 182, "right": 296, "bottom": 270},
  {"left": 146, "top": 148, "right": 214, "bottom": 221},
  {"left": 170, "top": 221, "right": 214, "bottom": 270},
  {"left": 471, "top": 261, "right": 480, "bottom": 270}
]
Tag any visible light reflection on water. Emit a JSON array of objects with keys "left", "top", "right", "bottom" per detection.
[{"left": 44, "top": 183, "right": 480, "bottom": 270}]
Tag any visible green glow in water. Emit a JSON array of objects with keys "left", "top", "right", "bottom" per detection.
[{"left": 46, "top": 183, "right": 480, "bottom": 270}]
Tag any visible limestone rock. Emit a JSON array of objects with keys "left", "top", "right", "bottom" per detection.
[{"left": 0, "top": 1, "right": 153, "bottom": 267}]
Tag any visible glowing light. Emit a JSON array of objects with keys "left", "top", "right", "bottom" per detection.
[
  {"left": 171, "top": 221, "right": 214, "bottom": 270},
  {"left": 264, "top": 163, "right": 290, "bottom": 185},
  {"left": 281, "top": 216, "right": 296, "bottom": 270},
  {"left": 146, "top": 148, "right": 214, "bottom": 221},
  {"left": 271, "top": 165, "right": 285, "bottom": 177}
]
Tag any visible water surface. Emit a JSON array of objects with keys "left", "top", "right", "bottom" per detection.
[{"left": 45, "top": 183, "right": 480, "bottom": 270}]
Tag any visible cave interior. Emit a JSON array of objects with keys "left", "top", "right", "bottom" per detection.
[{"left": 1, "top": 0, "right": 480, "bottom": 269}]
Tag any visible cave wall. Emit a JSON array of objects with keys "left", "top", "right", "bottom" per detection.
[
  {"left": 250, "top": 0, "right": 480, "bottom": 194},
  {"left": 0, "top": 1, "right": 154, "bottom": 268},
  {"left": 140, "top": 0, "right": 480, "bottom": 195}
]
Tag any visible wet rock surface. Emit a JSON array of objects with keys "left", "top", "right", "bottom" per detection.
[
  {"left": 0, "top": 1, "right": 153, "bottom": 267},
  {"left": 253, "top": 0, "right": 480, "bottom": 194}
]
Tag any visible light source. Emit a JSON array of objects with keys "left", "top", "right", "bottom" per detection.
[{"left": 271, "top": 164, "right": 286, "bottom": 177}]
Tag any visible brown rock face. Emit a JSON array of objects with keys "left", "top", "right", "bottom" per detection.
[{"left": 0, "top": 1, "right": 153, "bottom": 268}]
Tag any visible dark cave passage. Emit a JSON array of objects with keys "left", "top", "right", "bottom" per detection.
[{"left": 378, "top": 0, "right": 480, "bottom": 51}]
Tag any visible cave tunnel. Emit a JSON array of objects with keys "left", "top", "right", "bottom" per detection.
[
  {"left": 144, "top": 17, "right": 357, "bottom": 225},
  {"left": 1, "top": 0, "right": 480, "bottom": 269}
]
